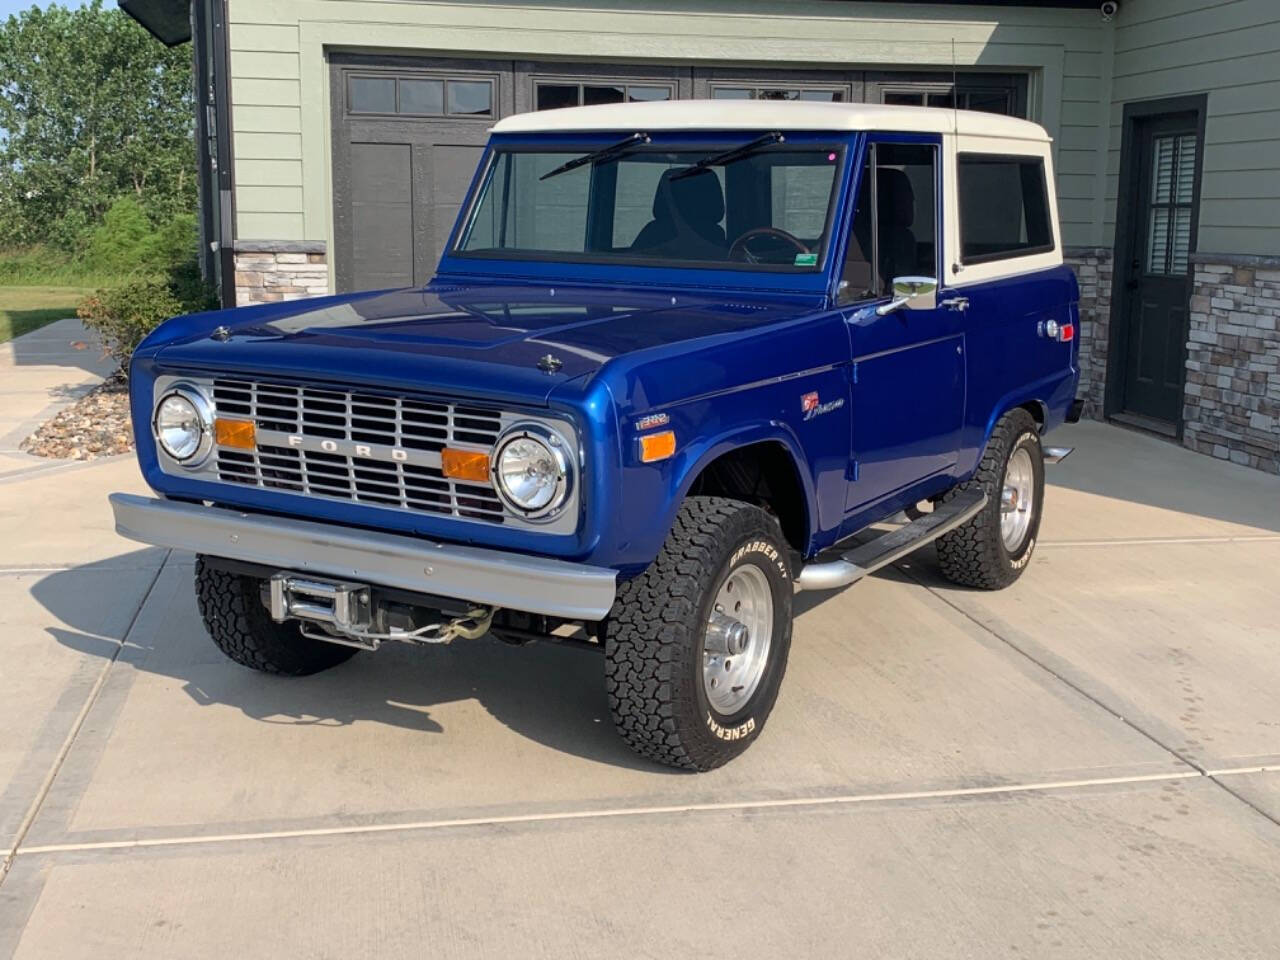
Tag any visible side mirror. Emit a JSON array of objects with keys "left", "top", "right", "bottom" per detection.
[{"left": 876, "top": 276, "right": 938, "bottom": 316}]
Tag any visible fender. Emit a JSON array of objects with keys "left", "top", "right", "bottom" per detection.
[
  {"left": 665, "top": 420, "right": 819, "bottom": 555},
  {"left": 966, "top": 373, "right": 1061, "bottom": 477}
]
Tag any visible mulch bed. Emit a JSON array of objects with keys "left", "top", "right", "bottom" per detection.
[{"left": 21, "top": 373, "right": 134, "bottom": 460}]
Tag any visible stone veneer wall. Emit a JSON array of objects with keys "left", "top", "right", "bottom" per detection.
[
  {"left": 1063, "top": 247, "right": 1114, "bottom": 419},
  {"left": 233, "top": 242, "right": 329, "bottom": 305},
  {"left": 1183, "top": 255, "right": 1280, "bottom": 474}
]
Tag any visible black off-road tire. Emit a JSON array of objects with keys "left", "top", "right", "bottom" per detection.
[
  {"left": 194, "top": 556, "right": 358, "bottom": 675},
  {"left": 604, "top": 497, "right": 793, "bottom": 772},
  {"left": 935, "top": 408, "right": 1044, "bottom": 590}
]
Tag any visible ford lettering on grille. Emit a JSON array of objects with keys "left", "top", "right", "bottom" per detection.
[{"left": 276, "top": 434, "right": 431, "bottom": 468}]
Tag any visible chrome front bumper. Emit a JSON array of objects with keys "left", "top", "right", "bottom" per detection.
[{"left": 108, "top": 493, "right": 617, "bottom": 620}]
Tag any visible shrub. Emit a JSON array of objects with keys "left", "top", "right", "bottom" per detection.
[
  {"left": 85, "top": 196, "right": 198, "bottom": 275},
  {"left": 166, "top": 258, "right": 219, "bottom": 311},
  {"left": 78, "top": 260, "right": 218, "bottom": 374},
  {"left": 84, "top": 196, "right": 154, "bottom": 274},
  {"left": 143, "top": 213, "right": 200, "bottom": 270},
  {"left": 78, "top": 279, "right": 180, "bottom": 371}
]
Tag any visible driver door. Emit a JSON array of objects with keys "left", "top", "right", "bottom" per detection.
[{"left": 839, "top": 138, "right": 965, "bottom": 515}]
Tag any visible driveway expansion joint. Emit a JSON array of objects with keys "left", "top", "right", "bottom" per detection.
[
  {"left": 0, "top": 769, "right": 1223, "bottom": 860},
  {"left": 0, "top": 551, "right": 170, "bottom": 887},
  {"left": 905, "top": 561, "right": 1280, "bottom": 834}
]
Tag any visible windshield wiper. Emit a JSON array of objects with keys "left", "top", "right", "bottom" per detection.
[
  {"left": 669, "top": 131, "right": 786, "bottom": 181},
  {"left": 539, "top": 132, "right": 651, "bottom": 181}
]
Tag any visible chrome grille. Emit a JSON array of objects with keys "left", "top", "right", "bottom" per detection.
[{"left": 210, "top": 379, "right": 507, "bottom": 523}]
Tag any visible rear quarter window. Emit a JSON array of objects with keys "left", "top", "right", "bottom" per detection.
[{"left": 958, "top": 154, "right": 1054, "bottom": 264}]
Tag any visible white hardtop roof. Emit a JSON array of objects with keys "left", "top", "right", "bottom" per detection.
[{"left": 491, "top": 99, "right": 1051, "bottom": 142}]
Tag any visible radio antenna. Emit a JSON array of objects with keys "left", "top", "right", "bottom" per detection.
[{"left": 951, "top": 37, "right": 959, "bottom": 133}]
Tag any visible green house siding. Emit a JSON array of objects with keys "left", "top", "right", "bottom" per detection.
[
  {"left": 226, "top": 0, "right": 1113, "bottom": 251},
  {"left": 1107, "top": 0, "right": 1280, "bottom": 257}
]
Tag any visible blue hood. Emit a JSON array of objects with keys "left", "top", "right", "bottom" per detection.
[{"left": 142, "top": 283, "right": 820, "bottom": 406}]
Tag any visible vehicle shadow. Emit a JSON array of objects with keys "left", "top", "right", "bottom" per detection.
[
  {"left": 30, "top": 552, "right": 678, "bottom": 775},
  {"left": 6, "top": 316, "right": 118, "bottom": 377}
]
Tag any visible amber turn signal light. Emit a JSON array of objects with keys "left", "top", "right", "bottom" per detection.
[
  {"left": 213, "top": 417, "right": 256, "bottom": 450},
  {"left": 441, "top": 448, "right": 491, "bottom": 482},
  {"left": 638, "top": 430, "right": 676, "bottom": 463}
]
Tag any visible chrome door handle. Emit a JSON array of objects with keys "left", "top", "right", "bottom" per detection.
[{"left": 941, "top": 297, "right": 969, "bottom": 312}]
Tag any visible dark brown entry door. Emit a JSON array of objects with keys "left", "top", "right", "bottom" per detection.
[{"left": 1118, "top": 115, "right": 1200, "bottom": 427}]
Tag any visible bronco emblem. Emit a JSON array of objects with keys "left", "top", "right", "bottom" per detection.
[{"left": 801, "top": 392, "right": 845, "bottom": 421}]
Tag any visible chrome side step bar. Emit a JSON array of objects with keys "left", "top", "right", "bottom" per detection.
[
  {"left": 1043, "top": 446, "right": 1074, "bottom": 464},
  {"left": 795, "top": 489, "right": 988, "bottom": 592}
]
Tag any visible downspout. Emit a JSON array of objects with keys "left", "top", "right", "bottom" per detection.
[{"left": 211, "top": 0, "right": 237, "bottom": 307}]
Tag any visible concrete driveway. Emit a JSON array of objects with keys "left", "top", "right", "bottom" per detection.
[{"left": 2, "top": 410, "right": 1279, "bottom": 957}]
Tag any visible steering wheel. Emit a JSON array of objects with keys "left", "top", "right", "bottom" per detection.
[{"left": 728, "top": 227, "right": 809, "bottom": 264}]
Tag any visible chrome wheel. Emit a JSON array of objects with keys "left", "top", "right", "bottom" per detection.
[
  {"left": 1000, "top": 446, "right": 1036, "bottom": 552},
  {"left": 703, "top": 562, "right": 773, "bottom": 715}
]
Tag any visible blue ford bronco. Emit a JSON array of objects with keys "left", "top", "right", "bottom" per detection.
[{"left": 112, "top": 100, "right": 1081, "bottom": 770}]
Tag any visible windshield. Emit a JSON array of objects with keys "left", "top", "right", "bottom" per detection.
[{"left": 453, "top": 140, "right": 843, "bottom": 272}]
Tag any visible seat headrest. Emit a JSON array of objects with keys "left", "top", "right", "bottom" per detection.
[
  {"left": 877, "top": 168, "right": 916, "bottom": 228},
  {"left": 652, "top": 168, "right": 725, "bottom": 227}
]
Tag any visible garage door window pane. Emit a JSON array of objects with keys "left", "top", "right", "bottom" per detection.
[
  {"left": 349, "top": 76, "right": 396, "bottom": 114},
  {"left": 537, "top": 84, "right": 579, "bottom": 110},
  {"left": 399, "top": 78, "right": 444, "bottom": 116},
  {"left": 628, "top": 86, "right": 670, "bottom": 102},
  {"left": 797, "top": 90, "right": 844, "bottom": 102},
  {"left": 584, "top": 85, "right": 626, "bottom": 106},
  {"left": 966, "top": 89, "right": 1013, "bottom": 114},
  {"left": 713, "top": 88, "right": 751, "bottom": 100},
  {"left": 448, "top": 80, "right": 493, "bottom": 116},
  {"left": 883, "top": 91, "right": 924, "bottom": 106}
]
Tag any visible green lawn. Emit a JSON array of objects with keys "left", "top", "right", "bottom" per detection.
[{"left": 0, "top": 286, "right": 92, "bottom": 344}]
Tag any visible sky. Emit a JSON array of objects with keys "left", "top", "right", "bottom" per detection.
[{"left": 0, "top": 0, "right": 113, "bottom": 18}]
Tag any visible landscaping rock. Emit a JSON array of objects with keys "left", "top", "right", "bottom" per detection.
[{"left": 21, "top": 374, "right": 134, "bottom": 460}]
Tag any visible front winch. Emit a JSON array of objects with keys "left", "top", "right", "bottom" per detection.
[{"left": 267, "top": 573, "right": 494, "bottom": 651}]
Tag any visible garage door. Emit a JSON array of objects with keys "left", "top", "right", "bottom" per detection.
[
  {"left": 329, "top": 56, "right": 1024, "bottom": 293},
  {"left": 331, "top": 56, "right": 514, "bottom": 292}
]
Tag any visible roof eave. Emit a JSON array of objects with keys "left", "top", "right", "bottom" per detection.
[{"left": 120, "top": 0, "right": 192, "bottom": 47}]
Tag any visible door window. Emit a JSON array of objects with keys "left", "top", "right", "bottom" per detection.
[
  {"left": 1145, "top": 133, "right": 1197, "bottom": 276},
  {"left": 840, "top": 142, "right": 938, "bottom": 301}
]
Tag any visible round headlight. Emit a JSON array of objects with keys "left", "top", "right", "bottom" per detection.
[
  {"left": 492, "top": 424, "right": 573, "bottom": 519},
  {"left": 153, "top": 386, "right": 212, "bottom": 465}
]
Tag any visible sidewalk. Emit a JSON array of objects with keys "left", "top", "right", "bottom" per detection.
[{"left": 0, "top": 318, "right": 119, "bottom": 482}]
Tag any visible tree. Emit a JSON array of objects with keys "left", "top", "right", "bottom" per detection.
[{"left": 0, "top": 1, "right": 195, "bottom": 251}]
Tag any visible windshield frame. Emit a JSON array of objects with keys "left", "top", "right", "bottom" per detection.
[{"left": 439, "top": 130, "right": 857, "bottom": 294}]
